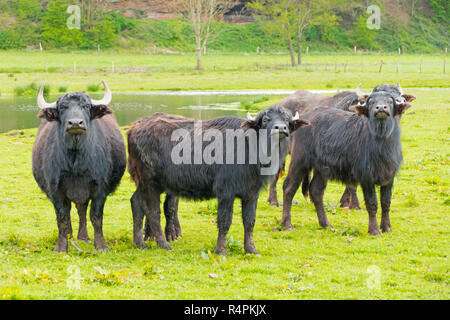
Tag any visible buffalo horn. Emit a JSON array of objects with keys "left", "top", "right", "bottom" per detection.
[
  {"left": 37, "top": 85, "right": 57, "bottom": 109},
  {"left": 91, "top": 80, "right": 112, "bottom": 106}
]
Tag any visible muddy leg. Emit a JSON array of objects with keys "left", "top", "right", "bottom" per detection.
[
  {"left": 214, "top": 196, "right": 234, "bottom": 255},
  {"left": 142, "top": 186, "right": 172, "bottom": 251},
  {"left": 164, "top": 194, "right": 182, "bottom": 241},
  {"left": 361, "top": 184, "right": 381, "bottom": 236},
  {"left": 348, "top": 184, "right": 362, "bottom": 210},
  {"left": 309, "top": 170, "right": 333, "bottom": 229},
  {"left": 242, "top": 196, "right": 259, "bottom": 255},
  {"left": 268, "top": 164, "right": 284, "bottom": 207},
  {"left": 53, "top": 196, "right": 72, "bottom": 253},
  {"left": 282, "top": 163, "right": 307, "bottom": 230},
  {"left": 131, "top": 189, "right": 146, "bottom": 248},
  {"left": 301, "top": 171, "right": 311, "bottom": 201},
  {"left": 339, "top": 186, "right": 352, "bottom": 208},
  {"left": 76, "top": 202, "right": 90, "bottom": 242},
  {"left": 380, "top": 181, "right": 393, "bottom": 233},
  {"left": 90, "top": 194, "right": 109, "bottom": 251}
]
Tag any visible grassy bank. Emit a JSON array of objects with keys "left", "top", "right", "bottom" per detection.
[
  {"left": 0, "top": 52, "right": 449, "bottom": 95},
  {"left": 0, "top": 89, "right": 448, "bottom": 299}
]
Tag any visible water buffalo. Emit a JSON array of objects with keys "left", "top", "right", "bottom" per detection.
[
  {"left": 267, "top": 88, "right": 362, "bottom": 209},
  {"left": 268, "top": 83, "right": 416, "bottom": 215},
  {"left": 32, "top": 81, "right": 126, "bottom": 252},
  {"left": 282, "top": 91, "right": 412, "bottom": 234},
  {"left": 127, "top": 106, "right": 309, "bottom": 255}
]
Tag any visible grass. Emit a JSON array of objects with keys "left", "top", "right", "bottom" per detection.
[
  {"left": 0, "top": 88, "right": 448, "bottom": 299},
  {"left": 0, "top": 51, "right": 449, "bottom": 95}
]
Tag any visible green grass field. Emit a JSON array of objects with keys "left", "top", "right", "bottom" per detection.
[
  {"left": 0, "top": 88, "right": 448, "bottom": 299},
  {"left": 0, "top": 52, "right": 449, "bottom": 95}
]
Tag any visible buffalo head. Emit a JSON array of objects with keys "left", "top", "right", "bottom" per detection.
[
  {"left": 37, "top": 80, "right": 112, "bottom": 135},
  {"left": 243, "top": 106, "right": 309, "bottom": 139}
]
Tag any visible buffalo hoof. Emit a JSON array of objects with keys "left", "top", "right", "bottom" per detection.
[
  {"left": 245, "top": 246, "right": 260, "bottom": 255},
  {"left": 214, "top": 248, "right": 229, "bottom": 256},
  {"left": 165, "top": 224, "right": 183, "bottom": 242},
  {"left": 54, "top": 237, "right": 69, "bottom": 252},
  {"left": 319, "top": 222, "right": 333, "bottom": 229},
  {"left": 134, "top": 239, "right": 147, "bottom": 249},
  {"left": 94, "top": 241, "right": 109, "bottom": 251},
  {"left": 77, "top": 234, "right": 91, "bottom": 243},
  {"left": 157, "top": 241, "right": 172, "bottom": 251},
  {"left": 268, "top": 201, "right": 280, "bottom": 207},
  {"left": 349, "top": 205, "right": 362, "bottom": 210},
  {"left": 381, "top": 225, "right": 392, "bottom": 233},
  {"left": 283, "top": 224, "right": 295, "bottom": 231},
  {"left": 369, "top": 228, "right": 382, "bottom": 236}
]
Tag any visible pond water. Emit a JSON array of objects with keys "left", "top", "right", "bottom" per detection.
[{"left": 0, "top": 91, "right": 296, "bottom": 133}]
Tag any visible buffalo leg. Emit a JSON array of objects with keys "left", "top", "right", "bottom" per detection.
[
  {"left": 380, "top": 181, "right": 393, "bottom": 233},
  {"left": 267, "top": 164, "right": 284, "bottom": 207},
  {"left": 340, "top": 184, "right": 361, "bottom": 210},
  {"left": 76, "top": 202, "right": 90, "bottom": 242},
  {"left": 214, "top": 196, "right": 234, "bottom": 255},
  {"left": 301, "top": 172, "right": 311, "bottom": 201},
  {"left": 130, "top": 189, "right": 146, "bottom": 248},
  {"left": 164, "top": 194, "right": 182, "bottom": 241},
  {"left": 348, "top": 184, "right": 362, "bottom": 210},
  {"left": 89, "top": 194, "right": 109, "bottom": 251},
  {"left": 361, "top": 184, "right": 381, "bottom": 236},
  {"left": 339, "top": 186, "right": 351, "bottom": 208},
  {"left": 309, "top": 170, "right": 333, "bottom": 229},
  {"left": 53, "top": 196, "right": 72, "bottom": 252},
  {"left": 142, "top": 186, "right": 172, "bottom": 251},
  {"left": 282, "top": 165, "right": 307, "bottom": 230},
  {"left": 242, "top": 196, "right": 259, "bottom": 255}
]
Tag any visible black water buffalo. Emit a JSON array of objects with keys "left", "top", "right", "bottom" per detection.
[
  {"left": 268, "top": 88, "right": 362, "bottom": 209},
  {"left": 282, "top": 91, "right": 412, "bottom": 234},
  {"left": 32, "top": 81, "right": 126, "bottom": 252},
  {"left": 127, "top": 106, "right": 309, "bottom": 255},
  {"left": 269, "top": 83, "right": 417, "bottom": 215}
]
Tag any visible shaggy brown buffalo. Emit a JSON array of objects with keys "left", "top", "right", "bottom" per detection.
[
  {"left": 267, "top": 88, "right": 362, "bottom": 209},
  {"left": 282, "top": 91, "right": 412, "bottom": 234},
  {"left": 127, "top": 106, "right": 309, "bottom": 255},
  {"left": 32, "top": 81, "right": 126, "bottom": 252}
]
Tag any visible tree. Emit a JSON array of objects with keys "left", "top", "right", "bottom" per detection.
[
  {"left": 173, "top": 0, "right": 237, "bottom": 70},
  {"left": 248, "top": 0, "right": 331, "bottom": 66}
]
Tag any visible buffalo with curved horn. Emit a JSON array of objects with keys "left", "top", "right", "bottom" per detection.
[{"left": 32, "top": 81, "right": 126, "bottom": 252}]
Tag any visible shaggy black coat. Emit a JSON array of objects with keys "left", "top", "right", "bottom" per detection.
[
  {"left": 127, "top": 106, "right": 308, "bottom": 255},
  {"left": 32, "top": 92, "right": 126, "bottom": 252},
  {"left": 268, "top": 89, "right": 361, "bottom": 209},
  {"left": 282, "top": 91, "right": 411, "bottom": 234}
]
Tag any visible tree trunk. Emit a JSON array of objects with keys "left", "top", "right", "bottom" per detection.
[
  {"left": 196, "top": 47, "right": 203, "bottom": 70},
  {"left": 288, "top": 37, "right": 296, "bottom": 67},
  {"left": 297, "top": 31, "right": 303, "bottom": 65}
]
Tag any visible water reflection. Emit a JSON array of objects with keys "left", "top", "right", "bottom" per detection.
[{"left": 0, "top": 93, "right": 286, "bottom": 133}]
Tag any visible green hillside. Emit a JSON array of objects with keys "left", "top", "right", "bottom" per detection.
[{"left": 0, "top": 0, "right": 448, "bottom": 53}]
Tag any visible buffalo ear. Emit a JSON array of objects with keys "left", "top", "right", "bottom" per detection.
[
  {"left": 402, "top": 94, "right": 416, "bottom": 102},
  {"left": 395, "top": 102, "right": 411, "bottom": 116},
  {"left": 38, "top": 108, "right": 59, "bottom": 122},
  {"left": 241, "top": 120, "right": 258, "bottom": 130},
  {"left": 91, "top": 105, "right": 113, "bottom": 119},
  {"left": 291, "top": 119, "right": 310, "bottom": 132},
  {"left": 349, "top": 104, "right": 367, "bottom": 117}
]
